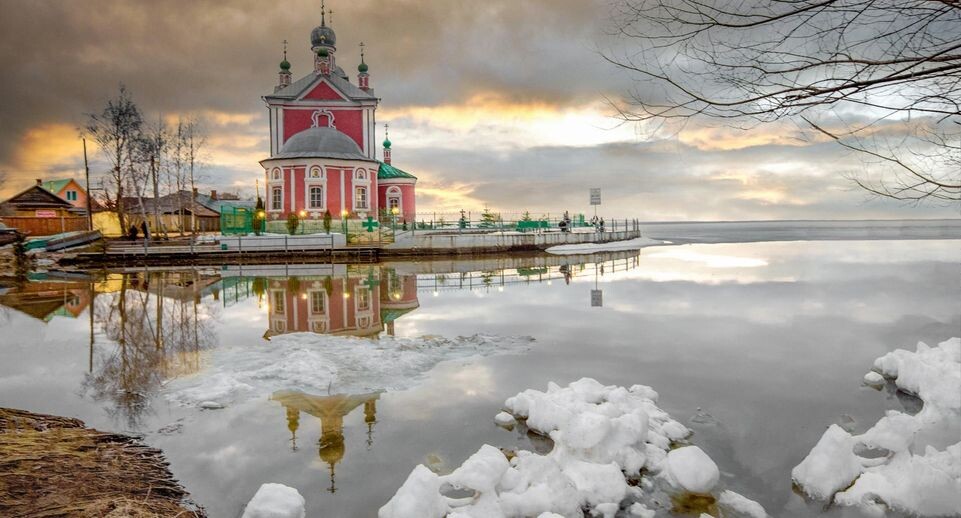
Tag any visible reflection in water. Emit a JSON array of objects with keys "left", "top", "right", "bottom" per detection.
[{"left": 271, "top": 390, "right": 381, "bottom": 493}]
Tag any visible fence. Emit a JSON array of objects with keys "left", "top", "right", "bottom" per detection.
[{"left": 0, "top": 216, "right": 88, "bottom": 236}]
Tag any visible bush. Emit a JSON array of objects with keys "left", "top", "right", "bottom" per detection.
[{"left": 286, "top": 213, "right": 300, "bottom": 235}]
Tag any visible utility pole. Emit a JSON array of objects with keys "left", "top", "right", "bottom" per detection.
[{"left": 83, "top": 138, "right": 93, "bottom": 232}]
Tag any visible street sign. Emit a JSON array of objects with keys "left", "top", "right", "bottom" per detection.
[
  {"left": 362, "top": 216, "right": 379, "bottom": 232},
  {"left": 591, "top": 289, "right": 603, "bottom": 307},
  {"left": 590, "top": 188, "right": 601, "bottom": 206}
]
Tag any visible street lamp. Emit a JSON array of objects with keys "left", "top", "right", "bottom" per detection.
[
  {"left": 390, "top": 206, "right": 399, "bottom": 231},
  {"left": 341, "top": 209, "right": 349, "bottom": 237},
  {"left": 299, "top": 210, "right": 307, "bottom": 234}
]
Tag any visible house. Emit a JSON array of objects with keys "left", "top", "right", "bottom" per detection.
[
  {"left": 0, "top": 180, "right": 87, "bottom": 236},
  {"left": 121, "top": 190, "right": 255, "bottom": 234},
  {"left": 41, "top": 179, "right": 90, "bottom": 212}
]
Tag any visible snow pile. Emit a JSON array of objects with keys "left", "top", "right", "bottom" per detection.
[
  {"left": 545, "top": 237, "right": 664, "bottom": 255},
  {"left": 164, "top": 333, "right": 534, "bottom": 407},
  {"left": 793, "top": 337, "right": 961, "bottom": 516},
  {"left": 380, "top": 378, "right": 766, "bottom": 517},
  {"left": 241, "top": 483, "right": 305, "bottom": 518}
]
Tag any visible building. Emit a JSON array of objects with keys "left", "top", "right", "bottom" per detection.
[
  {"left": 260, "top": 6, "right": 418, "bottom": 224},
  {"left": 0, "top": 180, "right": 87, "bottom": 236},
  {"left": 41, "top": 179, "right": 90, "bottom": 212}
]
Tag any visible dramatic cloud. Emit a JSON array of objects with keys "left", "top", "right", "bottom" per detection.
[{"left": 0, "top": 0, "right": 955, "bottom": 219}]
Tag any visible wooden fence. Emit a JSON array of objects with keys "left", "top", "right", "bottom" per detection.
[{"left": 0, "top": 216, "right": 88, "bottom": 236}]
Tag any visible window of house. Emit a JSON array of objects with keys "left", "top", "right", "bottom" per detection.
[
  {"left": 309, "top": 186, "right": 324, "bottom": 209},
  {"left": 272, "top": 187, "right": 282, "bottom": 210},
  {"left": 66, "top": 190, "right": 77, "bottom": 201},
  {"left": 356, "top": 287, "right": 370, "bottom": 311},
  {"left": 388, "top": 197, "right": 400, "bottom": 211},
  {"left": 272, "top": 291, "right": 285, "bottom": 314},
  {"left": 355, "top": 186, "right": 368, "bottom": 210},
  {"left": 310, "top": 291, "right": 326, "bottom": 314}
]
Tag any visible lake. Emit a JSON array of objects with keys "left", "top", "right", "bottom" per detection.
[{"left": 1, "top": 222, "right": 959, "bottom": 517}]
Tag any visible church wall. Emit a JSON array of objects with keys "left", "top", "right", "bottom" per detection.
[
  {"left": 282, "top": 108, "right": 366, "bottom": 153},
  {"left": 378, "top": 183, "right": 416, "bottom": 222}
]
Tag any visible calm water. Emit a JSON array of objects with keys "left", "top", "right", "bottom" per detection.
[{"left": 1, "top": 234, "right": 959, "bottom": 517}]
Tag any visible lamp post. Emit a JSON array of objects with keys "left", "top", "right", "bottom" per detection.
[
  {"left": 390, "top": 206, "right": 399, "bottom": 231},
  {"left": 341, "top": 209, "right": 349, "bottom": 239},
  {"left": 299, "top": 210, "right": 307, "bottom": 234}
]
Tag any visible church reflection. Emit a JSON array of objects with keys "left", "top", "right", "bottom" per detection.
[
  {"left": 271, "top": 389, "right": 381, "bottom": 493},
  {"left": 257, "top": 266, "right": 420, "bottom": 339}
]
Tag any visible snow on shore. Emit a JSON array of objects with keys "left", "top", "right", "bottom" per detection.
[
  {"left": 545, "top": 237, "right": 664, "bottom": 255},
  {"left": 242, "top": 483, "right": 305, "bottom": 518},
  {"left": 163, "top": 333, "right": 534, "bottom": 407},
  {"left": 793, "top": 337, "right": 961, "bottom": 516},
  {"left": 380, "top": 378, "right": 766, "bottom": 518}
]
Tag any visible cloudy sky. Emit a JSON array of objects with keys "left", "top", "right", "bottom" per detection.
[{"left": 0, "top": 0, "right": 955, "bottom": 220}]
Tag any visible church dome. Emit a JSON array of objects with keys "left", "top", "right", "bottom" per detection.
[
  {"left": 358, "top": 61, "right": 368, "bottom": 73},
  {"left": 279, "top": 59, "right": 291, "bottom": 71},
  {"left": 311, "top": 24, "right": 336, "bottom": 48},
  {"left": 272, "top": 127, "right": 375, "bottom": 162}
]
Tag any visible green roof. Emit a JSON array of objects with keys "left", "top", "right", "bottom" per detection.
[
  {"left": 41, "top": 179, "right": 73, "bottom": 195},
  {"left": 377, "top": 162, "right": 417, "bottom": 180}
]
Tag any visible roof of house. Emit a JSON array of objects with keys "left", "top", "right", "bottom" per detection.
[
  {"left": 377, "top": 162, "right": 417, "bottom": 180},
  {"left": 120, "top": 191, "right": 220, "bottom": 218},
  {"left": 265, "top": 126, "right": 377, "bottom": 163},
  {"left": 1, "top": 185, "right": 75, "bottom": 210},
  {"left": 265, "top": 69, "right": 377, "bottom": 102},
  {"left": 41, "top": 179, "right": 78, "bottom": 195}
]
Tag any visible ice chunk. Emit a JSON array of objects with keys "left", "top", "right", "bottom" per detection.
[
  {"left": 241, "top": 483, "right": 305, "bottom": 518},
  {"left": 794, "top": 337, "right": 961, "bottom": 516},
  {"left": 199, "top": 401, "right": 224, "bottom": 410},
  {"left": 494, "top": 411, "right": 516, "bottom": 427},
  {"left": 381, "top": 378, "right": 767, "bottom": 517},
  {"left": 378, "top": 465, "right": 447, "bottom": 518},
  {"left": 628, "top": 502, "right": 656, "bottom": 517},
  {"left": 664, "top": 446, "right": 719, "bottom": 494},
  {"left": 862, "top": 371, "right": 885, "bottom": 386},
  {"left": 717, "top": 490, "right": 767, "bottom": 518},
  {"left": 165, "top": 333, "right": 534, "bottom": 407},
  {"left": 792, "top": 425, "right": 863, "bottom": 499},
  {"left": 546, "top": 237, "right": 664, "bottom": 255}
]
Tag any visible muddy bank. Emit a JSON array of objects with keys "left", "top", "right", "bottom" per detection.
[{"left": 0, "top": 408, "right": 204, "bottom": 517}]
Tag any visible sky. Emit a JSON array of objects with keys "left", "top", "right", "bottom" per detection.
[{"left": 0, "top": 0, "right": 956, "bottom": 220}]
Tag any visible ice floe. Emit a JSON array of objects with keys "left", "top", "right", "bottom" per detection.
[
  {"left": 545, "top": 237, "right": 664, "bottom": 255},
  {"left": 380, "top": 378, "right": 766, "bottom": 517},
  {"left": 163, "top": 333, "right": 534, "bottom": 407},
  {"left": 241, "top": 483, "right": 306, "bottom": 518},
  {"left": 793, "top": 337, "right": 961, "bottom": 516}
]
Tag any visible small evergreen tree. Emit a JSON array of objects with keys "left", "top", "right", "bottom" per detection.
[
  {"left": 323, "top": 209, "right": 332, "bottom": 234},
  {"left": 479, "top": 208, "right": 497, "bottom": 228},
  {"left": 286, "top": 213, "right": 300, "bottom": 235},
  {"left": 521, "top": 211, "right": 532, "bottom": 222},
  {"left": 253, "top": 197, "right": 265, "bottom": 235}
]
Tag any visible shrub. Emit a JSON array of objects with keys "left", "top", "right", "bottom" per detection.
[{"left": 286, "top": 213, "right": 300, "bottom": 235}]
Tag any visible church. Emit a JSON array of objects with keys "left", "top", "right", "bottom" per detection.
[{"left": 260, "top": 6, "right": 417, "bottom": 224}]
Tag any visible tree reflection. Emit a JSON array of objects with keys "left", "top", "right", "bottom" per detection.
[{"left": 83, "top": 271, "right": 220, "bottom": 429}]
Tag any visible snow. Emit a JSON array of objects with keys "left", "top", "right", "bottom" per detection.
[
  {"left": 545, "top": 237, "right": 664, "bottom": 255},
  {"left": 664, "top": 446, "right": 719, "bottom": 494},
  {"left": 164, "top": 333, "right": 534, "bottom": 407},
  {"left": 241, "top": 483, "right": 305, "bottom": 518},
  {"left": 379, "top": 378, "right": 767, "bottom": 518},
  {"left": 717, "top": 490, "right": 768, "bottom": 518},
  {"left": 494, "top": 411, "right": 516, "bottom": 427},
  {"left": 793, "top": 337, "right": 961, "bottom": 516},
  {"left": 199, "top": 401, "right": 224, "bottom": 410},
  {"left": 862, "top": 371, "right": 885, "bottom": 386}
]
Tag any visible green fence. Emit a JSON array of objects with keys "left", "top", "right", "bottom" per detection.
[{"left": 221, "top": 207, "right": 254, "bottom": 235}]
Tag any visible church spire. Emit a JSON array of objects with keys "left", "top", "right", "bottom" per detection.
[
  {"left": 276, "top": 39, "right": 292, "bottom": 92},
  {"left": 311, "top": 0, "right": 337, "bottom": 73},
  {"left": 383, "top": 124, "right": 392, "bottom": 165},
  {"left": 358, "top": 42, "right": 370, "bottom": 90}
]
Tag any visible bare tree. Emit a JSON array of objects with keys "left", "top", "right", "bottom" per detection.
[
  {"left": 85, "top": 85, "right": 144, "bottom": 232},
  {"left": 178, "top": 117, "right": 206, "bottom": 236},
  {"left": 606, "top": 0, "right": 961, "bottom": 202}
]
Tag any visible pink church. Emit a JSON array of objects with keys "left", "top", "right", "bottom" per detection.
[{"left": 260, "top": 7, "right": 417, "bottom": 223}]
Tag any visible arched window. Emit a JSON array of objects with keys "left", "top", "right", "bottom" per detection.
[
  {"left": 355, "top": 169, "right": 367, "bottom": 181},
  {"left": 309, "top": 186, "right": 324, "bottom": 209},
  {"left": 272, "top": 168, "right": 281, "bottom": 180},
  {"left": 354, "top": 186, "right": 368, "bottom": 210},
  {"left": 309, "top": 167, "right": 322, "bottom": 179},
  {"left": 386, "top": 186, "right": 402, "bottom": 213},
  {"left": 271, "top": 187, "right": 283, "bottom": 210}
]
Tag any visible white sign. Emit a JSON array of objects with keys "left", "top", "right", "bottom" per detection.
[
  {"left": 591, "top": 289, "right": 603, "bottom": 307},
  {"left": 589, "top": 188, "right": 601, "bottom": 206},
  {"left": 35, "top": 210, "right": 56, "bottom": 218}
]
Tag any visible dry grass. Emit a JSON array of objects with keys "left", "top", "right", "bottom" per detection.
[{"left": 0, "top": 408, "right": 205, "bottom": 518}]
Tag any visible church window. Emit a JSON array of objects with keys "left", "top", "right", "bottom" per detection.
[
  {"left": 310, "top": 291, "right": 326, "bottom": 314},
  {"left": 310, "top": 167, "right": 322, "bottom": 179},
  {"left": 272, "top": 291, "right": 285, "bottom": 314},
  {"left": 309, "top": 186, "right": 324, "bottom": 209},
  {"left": 272, "top": 169, "right": 281, "bottom": 180},
  {"left": 354, "top": 186, "right": 368, "bottom": 210},
  {"left": 356, "top": 288, "right": 370, "bottom": 311},
  {"left": 355, "top": 169, "right": 367, "bottom": 180},
  {"left": 271, "top": 187, "right": 282, "bottom": 210}
]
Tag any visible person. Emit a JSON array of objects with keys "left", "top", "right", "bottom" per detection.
[
  {"left": 590, "top": 215, "right": 599, "bottom": 230},
  {"left": 128, "top": 225, "right": 138, "bottom": 241},
  {"left": 599, "top": 218, "right": 605, "bottom": 233},
  {"left": 140, "top": 221, "right": 149, "bottom": 240}
]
